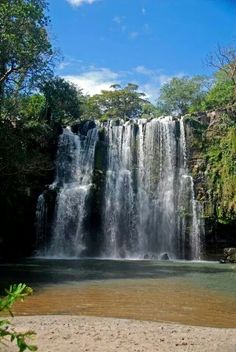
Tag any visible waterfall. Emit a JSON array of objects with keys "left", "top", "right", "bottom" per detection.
[
  {"left": 36, "top": 117, "right": 204, "bottom": 260},
  {"left": 179, "top": 118, "right": 202, "bottom": 259},
  {"left": 37, "top": 125, "right": 98, "bottom": 257}
]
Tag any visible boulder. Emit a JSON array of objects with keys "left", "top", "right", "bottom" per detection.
[
  {"left": 223, "top": 248, "right": 236, "bottom": 263},
  {"left": 160, "top": 252, "right": 169, "bottom": 261},
  {"left": 143, "top": 253, "right": 156, "bottom": 260},
  {"left": 71, "top": 120, "right": 96, "bottom": 135}
]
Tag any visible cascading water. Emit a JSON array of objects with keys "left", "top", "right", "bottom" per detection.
[
  {"left": 38, "top": 125, "right": 98, "bottom": 257},
  {"left": 101, "top": 120, "right": 137, "bottom": 258},
  {"left": 36, "top": 117, "right": 204, "bottom": 260}
]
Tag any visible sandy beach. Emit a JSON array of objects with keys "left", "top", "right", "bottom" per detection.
[{"left": 2, "top": 315, "right": 236, "bottom": 352}]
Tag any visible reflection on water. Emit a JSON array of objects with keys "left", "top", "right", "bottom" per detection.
[{"left": 0, "top": 259, "right": 236, "bottom": 328}]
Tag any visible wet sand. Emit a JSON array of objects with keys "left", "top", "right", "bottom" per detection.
[{"left": 2, "top": 315, "right": 236, "bottom": 352}]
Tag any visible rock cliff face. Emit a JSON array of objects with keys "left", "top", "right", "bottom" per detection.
[
  {"left": 223, "top": 248, "right": 236, "bottom": 263},
  {"left": 0, "top": 124, "right": 61, "bottom": 259},
  {"left": 185, "top": 110, "right": 236, "bottom": 258}
]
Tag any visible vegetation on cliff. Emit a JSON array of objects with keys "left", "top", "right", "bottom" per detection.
[{"left": 188, "top": 111, "right": 236, "bottom": 225}]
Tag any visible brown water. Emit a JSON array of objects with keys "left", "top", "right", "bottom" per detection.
[
  {"left": 1, "top": 259, "right": 236, "bottom": 328},
  {"left": 13, "top": 278, "right": 236, "bottom": 328}
]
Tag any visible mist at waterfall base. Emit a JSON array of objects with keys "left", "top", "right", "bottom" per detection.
[{"left": 36, "top": 117, "right": 204, "bottom": 260}]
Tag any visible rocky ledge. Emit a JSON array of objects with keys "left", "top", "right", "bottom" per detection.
[{"left": 220, "top": 248, "right": 236, "bottom": 263}]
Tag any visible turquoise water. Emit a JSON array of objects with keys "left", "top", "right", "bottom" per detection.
[{"left": 0, "top": 259, "right": 235, "bottom": 297}]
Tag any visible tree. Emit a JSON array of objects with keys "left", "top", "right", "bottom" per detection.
[
  {"left": 206, "top": 44, "right": 236, "bottom": 106},
  {"left": 81, "top": 84, "right": 147, "bottom": 121},
  {"left": 1, "top": 94, "right": 46, "bottom": 123},
  {"left": 41, "top": 77, "right": 83, "bottom": 124},
  {"left": 207, "top": 44, "right": 236, "bottom": 88},
  {"left": 157, "top": 76, "right": 208, "bottom": 115},
  {"left": 0, "top": 0, "right": 53, "bottom": 98},
  {"left": 202, "top": 71, "right": 235, "bottom": 110},
  {"left": 141, "top": 102, "right": 160, "bottom": 119},
  {"left": 18, "top": 94, "right": 46, "bottom": 121}
]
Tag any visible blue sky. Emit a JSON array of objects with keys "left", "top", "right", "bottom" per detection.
[{"left": 49, "top": 0, "right": 236, "bottom": 102}]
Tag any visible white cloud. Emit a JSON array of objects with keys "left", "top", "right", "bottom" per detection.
[
  {"left": 58, "top": 62, "right": 71, "bottom": 70},
  {"left": 139, "top": 83, "right": 160, "bottom": 102},
  {"left": 113, "top": 16, "right": 124, "bottom": 24},
  {"left": 143, "top": 23, "right": 151, "bottom": 34},
  {"left": 134, "top": 65, "right": 183, "bottom": 84},
  {"left": 135, "top": 65, "right": 154, "bottom": 76},
  {"left": 133, "top": 66, "right": 185, "bottom": 102},
  {"left": 60, "top": 60, "right": 185, "bottom": 104},
  {"left": 112, "top": 16, "right": 127, "bottom": 33},
  {"left": 66, "top": 0, "right": 97, "bottom": 7},
  {"left": 141, "top": 7, "right": 146, "bottom": 15},
  {"left": 129, "top": 31, "right": 139, "bottom": 39},
  {"left": 158, "top": 74, "right": 173, "bottom": 86},
  {"left": 62, "top": 68, "right": 120, "bottom": 95}
]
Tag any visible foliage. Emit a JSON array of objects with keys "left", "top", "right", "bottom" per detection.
[
  {"left": 206, "top": 44, "right": 236, "bottom": 88},
  {"left": 82, "top": 96, "right": 103, "bottom": 120},
  {"left": 41, "top": 77, "right": 83, "bottom": 124},
  {"left": 199, "top": 70, "right": 235, "bottom": 111},
  {"left": 18, "top": 95, "right": 47, "bottom": 122},
  {"left": 157, "top": 76, "right": 208, "bottom": 115},
  {"left": 141, "top": 102, "right": 160, "bottom": 119},
  {"left": 204, "top": 117, "right": 236, "bottom": 223},
  {"left": 156, "top": 45, "right": 236, "bottom": 115},
  {"left": 0, "top": 115, "right": 56, "bottom": 257},
  {"left": 203, "top": 80, "right": 235, "bottom": 110},
  {"left": 189, "top": 112, "right": 236, "bottom": 223},
  {"left": 0, "top": 0, "right": 53, "bottom": 98},
  {"left": 0, "top": 118, "right": 54, "bottom": 178},
  {"left": 1, "top": 94, "right": 46, "bottom": 123},
  {"left": 0, "top": 0, "right": 59, "bottom": 258},
  {"left": 0, "top": 283, "right": 37, "bottom": 352},
  {"left": 81, "top": 83, "right": 147, "bottom": 120}
]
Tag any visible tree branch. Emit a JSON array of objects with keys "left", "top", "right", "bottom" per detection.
[{"left": 0, "top": 63, "right": 22, "bottom": 84}]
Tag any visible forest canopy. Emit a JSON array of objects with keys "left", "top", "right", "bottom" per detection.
[{"left": 0, "top": 0, "right": 53, "bottom": 97}]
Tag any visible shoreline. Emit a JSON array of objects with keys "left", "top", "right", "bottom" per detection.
[{"left": 3, "top": 315, "right": 236, "bottom": 352}]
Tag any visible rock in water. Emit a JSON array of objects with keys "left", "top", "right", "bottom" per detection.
[
  {"left": 160, "top": 252, "right": 169, "bottom": 261},
  {"left": 223, "top": 248, "right": 236, "bottom": 263}
]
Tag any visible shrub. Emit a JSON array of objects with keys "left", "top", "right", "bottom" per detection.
[{"left": 0, "top": 283, "right": 37, "bottom": 352}]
